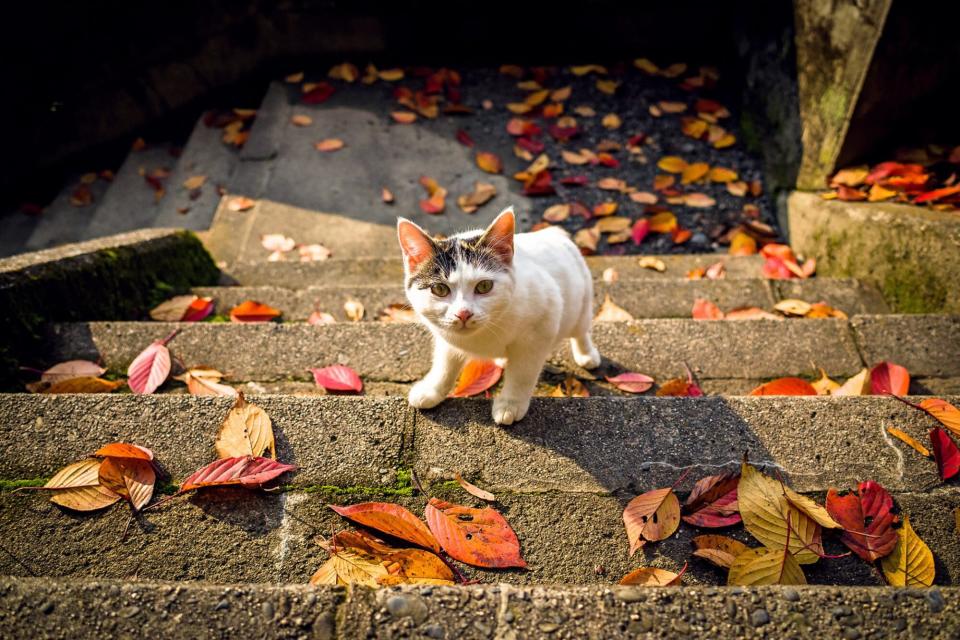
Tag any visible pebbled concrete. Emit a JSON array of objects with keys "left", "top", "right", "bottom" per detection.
[
  {"left": 3, "top": 578, "right": 959, "bottom": 640},
  {"left": 1, "top": 394, "right": 954, "bottom": 493},
  {"left": 0, "top": 394, "right": 407, "bottom": 486},
  {"left": 46, "top": 317, "right": 866, "bottom": 383},
  {"left": 772, "top": 277, "right": 890, "bottom": 315},
  {"left": 852, "top": 314, "right": 960, "bottom": 377}
]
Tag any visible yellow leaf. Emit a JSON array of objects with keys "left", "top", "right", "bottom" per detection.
[
  {"left": 595, "top": 216, "right": 631, "bottom": 234},
  {"left": 657, "top": 156, "right": 688, "bottom": 173},
  {"left": 881, "top": 515, "right": 934, "bottom": 587},
  {"left": 738, "top": 462, "right": 822, "bottom": 564},
  {"left": 602, "top": 113, "right": 622, "bottom": 129},
  {"left": 886, "top": 427, "right": 931, "bottom": 458},
  {"left": 622, "top": 487, "right": 681, "bottom": 554},
  {"left": 42, "top": 377, "right": 124, "bottom": 394},
  {"left": 550, "top": 376, "right": 590, "bottom": 397},
  {"left": 573, "top": 227, "right": 599, "bottom": 254},
  {"left": 311, "top": 545, "right": 389, "bottom": 587},
  {"left": 648, "top": 212, "right": 677, "bottom": 233},
  {"left": 868, "top": 184, "right": 897, "bottom": 202},
  {"left": 215, "top": 392, "right": 276, "bottom": 459},
  {"left": 713, "top": 133, "right": 736, "bottom": 148},
  {"left": 595, "top": 79, "right": 620, "bottom": 95},
  {"left": 475, "top": 152, "right": 503, "bottom": 174},
  {"left": 833, "top": 368, "right": 871, "bottom": 396},
  {"left": 728, "top": 231, "right": 757, "bottom": 256},
  {"left": 774, "top": 299, "right": 812, "bottom": 317},
  {"left": 524, "top": 89, "right": 550, "bottom": 106},
  {"left": 45, "top": 459, "right": 121, "bottom": 511},
  {"left": 550, "top": 86, "right": 572, "bottom": 101},
  {"left": 681, "top": 162, "right": 710, "bottom": 184},
  {"left": 595, "top": 294, "right": 634, "bottom": 322},
  {"left": 637, "top": 256, "right": 666, "bottom": 272},
  {"left": 727, "top": 547, "right": 807, "bottom": 586},
  {"left": 830, "top": 166, "right": 869, "bottom": 187},
  {"left": 344, "top": 298, "right": 365, "bottom": 322},
  {"left": 570, "top": 65, "right": 608, "bottom": 76},
  {"left": 709, "top": 167, "right": 738, "bottom": 183},
  {"left": 691, "top": 535, "right": 749, "bottom": 569},
  {"left": 619, "top": 565, "right": 684, "bottom": 586},
  {"left": 378, "top": 68, "right": 404, "bottom": 81},
  {"left": 633, "top": 58, "right": 659, "bottom": 74},
  {"left": 811, "top": 367, "right": 840, "bottom": 395}
]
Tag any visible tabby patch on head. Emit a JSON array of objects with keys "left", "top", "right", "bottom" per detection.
[{"left": 406, "top": 233, "right": 508, "bottom": 289}]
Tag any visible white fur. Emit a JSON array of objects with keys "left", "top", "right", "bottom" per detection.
[{"left": 400, "top": 207, "right": 600, "bottom": 425}]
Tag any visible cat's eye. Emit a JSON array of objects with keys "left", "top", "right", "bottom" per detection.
[
  {"left": 430, "top": 283, "right": 451, "bottom": 297},
  {"left": 475, "top": 280, "right": 494, "bottom": 294}
]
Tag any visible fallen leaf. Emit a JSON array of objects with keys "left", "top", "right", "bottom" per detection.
[
  {"left": 825, "top": 481, "right": 898, "bottom": 562},
  {"left": 692, "top": 299, "right": 724, "bottom": 320},
  {"left": 870, "top": 361, "right": 910, "bottom": 396},
  {"left": 150, "top": 295, "right": 211, "bottom": 322},
  {"left": 597, "top": 177, "right": 628, "bottom": 192},
  {"left": 310, "top": 365, "right": 363, "bottom": 393},
  {"left": 595, "top": 79, "right": 619, "bottom": 95},
  {"left": 330, "top": 502, "right": 440, "bottom": 551},
  {"left": 773, "top": 299, "right": 812, "bottom": 317},
  {"left": 830, "top": 166, "right": 869, "bottom": 188},
  {"left": 727, "top": 181, "right": 749, "bottom": 197},
  {"left": 328, "top": 62, "right": 359, "bottom": 82},
  {"left": 681, "top": 117, "right": 709, "bottom": 139},
  {"left": 729, "top": 231, "right": 757, "bottom": 256},
  {"left": 713, "top": 133, "right": 736, "bottom": 149},
  {"left": 887, "top": 427, "right": 931, "bottom": 457},
  {"left": 40, "top": 360, "right": 106, "bottom": 384},
  {"left": 230, "top": 301, "right": 281, "bottom": 323},
  {"left": 683, "top": 472, "right": 741, "bottom": 528},
  {"left": 647, "top": 212, "right": 677, "bottom": 233},
  {"left": 550, "top": 377, "right": 590, "bottom": 397},
  {"left": 595, "top": 216, "right": 631, "bottom": 234},
  {"left": 311, "top": 543, "right": 389, "bottom": 587},
  {"left": 425, "top": 498, "right": 526, "bottom": 568},
  {"left": 302, "top": 82, "right": 335, "bottom": 104},
  {"left": 450, "top": 359, "right": 502, "bottom": 397},
  {"left": 455, "top": 473, "right": 496, "bottom": 501},
  {"left": 681, "top": 162, "right": 710, "bottom": 184},
  {"left": 457, "top": 182, "right": 497, "bottom": 213},
  {"left": 868, "top": 184, "right": 897, "bottom": 202},
  {"left": 653, "top": 174, "right": 676, "bottom": 191},
  {"left": 709, "top": 167, "right": 738, "bottom": 183},
  {"left": 632, "top": 220, "right": 651, "bottom": 246},
  {"left": 881, "top": 515, "right": 934, "bottom": 587},
  {"left": 833, "top": 369, "right": 871, "bottom": 396},
  {"left": 573, "top": 227, "right": 599, "bottom": 254},
  {"left": 657, "top": 156, "right": 687, "bottom": 173},
  {"left": 291, "top": 114, "right": 313, "bottom": 127},
  {"left": 595, "top": 294, "right": 634, "bottom": 322},
  {"left": 619, "top": 563, "right": 687, "bottom": 586},
  {"left": 682, "top": 193, "right": 716, "bottom": 208},
  {"left": 811, "top": 367, "right": 840, "bottom": 395},
  {"left": 315, "top": 139, "right": 345, "bottom": 152},
  {"left": 390, "top": 111, "right": 417, "bottom": 124},
  {"left": 723, "top": 307, "right": 783, "bottom": 321},
  {"left": 602, "top": 113, "right": 622, "bottom": 129},
  {"left": 602, "top": 267, "right": 619, "bottom": 283},
  {"left": 227, "top": 197, "right": 256, "bottom": 212},
  {"left": 262, "top": 234, "right": 296, "bottom": 253},
  {"left": 176, "top": 367, "right": 236, "bottom": 397},
  {"left": 309, "top": 311, "right": 337, "bottom": 325},
  {"left": 930, "top": 428, "right": 960, "bottom": 481},
  {"left": 605, "top": 372, "right": 654, "bottom": 394},
  {"left": 381, "top": 187, "right": 395, "bottom": 203},
  {"left": 738, "top": 462, "right": 822, "bottom": 564},
  {"left": 455, "top": 129, "right": 475, "bottom": 147},
  {"left": 44, "top": 459, "right": 121, "bottom": 511},
  {"left": 727, "top": 547, "right": 806, "bottom": 586},
  {"left": 543, "top": 204, "right": 571, "bottom": 222},
  {"left": 629, "top": 191, "right": 658, "bottom": 205},
  {"left": 691, "top": 535, "right": 748, "bottom": 568},
  {"left": 215, "top": 392, "right": 275, "bottom": 459},
  {"left": 127, "top": 332, "right": 175, "bottom": 394},
  {"left": 476, "top": 152, "right": 503, "bottom": 174},
  {"left": 39, "top": 377, "right": 123, "bottom": 394},
  {"left": 749, "top": 378, "right": 817, "bottom": 396},
  {"left": 592, "top": 202, "right": 618, "bottom": 217},
  {"left": 182, "top": 175, "right": 206, "bottom": 191},
  {"left": 98, "top": 456, "right": 155, "bottom": 511},
  {"left": 623, "top": 487, "right": 681, "bottom": 554},
  {"left": 180, "top": 456, "right": 296, "bottom": 492},
  {"left": 919, "top": 398, "right": 960, "bottom": 435},
  {"left": 378, "top": 304, "right": 415, "bottom": 323}
]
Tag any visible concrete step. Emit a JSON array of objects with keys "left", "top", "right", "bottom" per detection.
[
  {"left": 3, "top": 578, "right": 957, "bottom": 640},
  {"left": 23, "top": 172, "right": 113, "bottom": 253},
  {"left": 191, "top": 277, "right": 889, "bottom": 322},
  {"left": 45, "top": 315, "right": 959, "bottom": 391},
  {"left": 0, "top": 394, "right": 953, "bottom": 494},
  {"left": 81, "top": 144, "right": 179, "bottom": 242},
  {"left": 152, "top": 116, "right": 241, "bottom": 231},
  {"left": 0, "top": 210, "right": 41, "bottom": 258}
]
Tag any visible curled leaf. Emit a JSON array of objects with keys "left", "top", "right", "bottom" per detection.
[
  {"left": 98, "top": 456, "right": 155, "bottom": 511},
  {"left": 623, "top": 487, "right": 681, "bottom": 555},
  {"left": 619, "top": 562, "right": 687, "bottom": 586},
  {"left": 330, "top": 502, "right": 440, "bottom": 552},
  {"left": 870, "top": 361, "right": 910, "bottom": 396},
  {"left": 180, "top": 456, "right": 296, "bottom": 492},
  {"left": 450, "top": 359, "right": 502, "bottom": 398},
  {"left": 44, "top": 459, "right": 121, "bottom": 511},
  {"left": 455, "top": 472, "right": 496, "bottom": 501},
  {"left": 691, "top": 535, "right": 748, "bottom": 568}
]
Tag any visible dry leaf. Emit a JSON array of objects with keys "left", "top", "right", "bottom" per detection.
[
  {"left": 315, "top": 139, "right": 345, "bottom": 152},
  {"left": 595, "top": 294, "right": 634, "bottom": 322},
  {"left": 881, "top": 515, "right": 935, "bottom": 587},
  {"left": 44, "top": 459, "right": 121, "bottom": 511},
  {"left": 454, "top": 472, "right": 496, "bottom": 501},
  {"left": 619, "top": 563, "right": 686, "bottom": 586},
  {"left": 449, "top": 359, "right": 502, "bottom": 397},
  {"left": 215, "top": 392, "right": 276, "bottom": 459}
]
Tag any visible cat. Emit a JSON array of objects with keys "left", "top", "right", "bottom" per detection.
[{"left": 397, "top": 206, "right": 601, "bottom": 425}]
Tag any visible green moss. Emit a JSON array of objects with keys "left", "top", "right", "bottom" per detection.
[
  {"left": 282, "top": 467, "right": 415, "bottom": 498},
  {"left": 882, "top": 266, "right": 947, "bottom": 314},
  {"left": 0, "top": 478, "right": 48, "bottom": 491},
  {"left": 206, "top": 314, "right": 230, "bottom": 323}
]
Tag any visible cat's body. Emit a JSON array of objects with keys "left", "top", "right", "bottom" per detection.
[{"left": 398, "top": 208, "right": 600, "bottom": 425}]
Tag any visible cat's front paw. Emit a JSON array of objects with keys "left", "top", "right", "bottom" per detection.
[
  {"left": 492, "top": 396, "right": 531, "bottom": 425},
  {"left": 408, "top": 381, "right": 447, "bottom": 410},
  {"left": 573, "top": 345, "right": 602, "bottom": 369}
]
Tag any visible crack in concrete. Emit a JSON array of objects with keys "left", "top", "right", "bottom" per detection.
[
  {"left": 878, "top": 422, "right": 906, "bottom": 480},
  {"left": 272, "top": 492, "right": 308, "bottom": 578}
]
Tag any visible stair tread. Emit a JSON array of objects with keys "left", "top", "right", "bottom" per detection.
[{"left": 23, "top": 173, "right": 112, "bottom": 252}]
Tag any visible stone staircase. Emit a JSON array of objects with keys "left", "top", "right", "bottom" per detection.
[{"left": 1, "top": 224, "right": 960, "bottom": 638}]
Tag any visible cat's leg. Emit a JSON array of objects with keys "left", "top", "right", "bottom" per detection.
[
  {"left": 570, "top": 308, "right": 602, "bottom": 370},
  {"left": 409, "top": 341, "right": 465, "bottom": 409},
  {"left": 492, "top": 341, "right": 552, "bottom": 425}
]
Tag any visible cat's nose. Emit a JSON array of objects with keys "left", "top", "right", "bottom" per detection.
[{"left": 455, "top": 309, "right": 474, "bottom": 324}]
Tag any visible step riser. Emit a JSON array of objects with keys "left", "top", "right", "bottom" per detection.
[
  {"left": 2, "top": 489, "right": 959, "bottom": 588},
  {"left": 192, "top": 277, "right": 888, "bottom": 322},
  {"left": 0, "top": 395, "right": 950, "bottom": 493},
  {"left": 4, "top": 579, "right": 956, "bottom": 640},
  {"left": 46, "top": 315, "right": 960, "bottom": 384}
]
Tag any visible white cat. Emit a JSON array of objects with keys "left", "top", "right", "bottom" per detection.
[{"left": 397, "top": 207, "right": 601, "bottom": 425}]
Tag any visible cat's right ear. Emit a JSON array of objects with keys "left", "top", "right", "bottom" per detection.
[{"left": 397, "top": 218, "right": 436, "bottom": 272}]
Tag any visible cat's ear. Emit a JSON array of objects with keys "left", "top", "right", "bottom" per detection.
[
  {"left": 397, "top": 218, "right": 436, "bottom": 272},
  {"left": 480, "top": 207, "right": 515, "bottom": 265}
]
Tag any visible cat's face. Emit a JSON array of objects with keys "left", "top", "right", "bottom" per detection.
[{"left": 398, "top": 209, "right": 515, "bottom": 336}]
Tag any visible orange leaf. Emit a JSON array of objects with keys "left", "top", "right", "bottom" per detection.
[
  {"left": 390, "top": 111, "right": 417, "bottom": 124},
  {"left": 41, "top": 377, "right": 124, "bottom": 394},
  {"left": 749, "top": 378, "right": 818, "bottom": 396},
  {"left": 476, "top": 152, "right": 503, "bottom": 174},
  {"left": 728, "top": 231, "right": 757, "bottom": 256},
  {"left": 657, "top": 156, "right": 687, "bottom": 173},
  {"left": 314, "top": 139, "right": 345, "bottom": 152},
  {"left": 454, "top": 473, "right": 496, "bottom": 501},
  {"left": 550, "top": 377, "right": 590, "bottom": 397},
  {"left": 425, "top": 498, "right": 526, "bottom": 568},
  {"left": 330, "top": 502, "right": 440, "bottom": 552},
  {"left": 886, "top": 427, "right": 931, "bottom": 458},
  {"left": 713, "top": 133, "right": 736, "bottom": 148},
  {"left": 629, "top": 191, "right": 658, "bottom": 204},
  {"left": 619, "top": 563, "right": 687, "bottom": 586},
  {"left": 648, "top": 211, "right": 677, "bottom": 233},
  {"left": 230, "top": 300, "right": 281, "bottom": 323},
  {"left": 919, "top": 398, "right": 960, "bottom": 436},
  {"left": 683, "top": 193, "right": 716, "bottom": 208},
  {"left": 692, "top": 299, "right": 724, "bottom": 320},
  {"left": 592, "top": 202, "right": 618, "bottom": 217},
  {"left": 681, "top": 117, "right": 708, "bottom": 139},
  {"left": 653, "top": 174, "right": 676, "bottom": 191},
  {"left": 95, "top": 443, "right": 154, "bottom": 461},
  {"left": 709, "top": 167, "right": 738, "bottom": 183},
  {"left": 727, "top": 181, "right": 749, "bottom": 196},
  {"left": 623, "top": 487, "right": 681, "bottom": 555},
  {"left": 681, "top": 162, "right": 709, "bottom": 184},
  {"left": 98, "top": 457, "right": 155, "bottom": 511},
  {"left": 449, "top": 359, "right": 502, "bottom": 397}
]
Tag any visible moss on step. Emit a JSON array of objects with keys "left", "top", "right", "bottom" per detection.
[
  {"left": 0, "top": 478, "right": 48, "bottom": 491},
  {"left": 0, "top": 230, "right": 220, "bottom": 390}
]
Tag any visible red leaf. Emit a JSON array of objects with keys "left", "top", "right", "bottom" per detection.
[
  {"left": 95, "top": 443, "right": 154, "bottom": 461},
  {"left": 180, "top": 456, "right": 296, "bottom": 492},
  {"left": 230, "top": 300, "right": 282, "bottom": 323},
  {"left": 865, "top": 162, "right": 925, "bottom": 185},
  {"left": 548, "top": 124, "right": 579, "bottom": 142},
  {"left": 560, "top": 174, "right": 589, "bottom": 186},
  {"left": 449, "top": 359, "right": 502, "bottom": 397},
  {"left": 127, "top": 333, "right": 175, "bottom": 394},
  {"left": 455, "top": 129, "right": 475, "bottom": 147},
  {"left": 692, "top": 298, "right": 724, "bottom": 320},
  {"left": 310, "top": 365, "right": 363, "bottom": 393},
  {"left": 330, "top": 502, "right": 440, "bottom": 552},
  {"left": 914, "top": 184, "right": 960, "bottom": 204},
  {"left": 682, "top": 472, "right": 741, "bottom": 528},
  {"left": 605, "top": 372, "right": 654, "bottom": 394},
  {"left": 182, "top": 296, "right": 214, "bottom": 322},
  {"left": 930, "top": 428, "right": 960, "bottom": 481},
  {"left": 516, "top": 137, "right": 545, "bottom": 154},
  {"left": 523, "top": 170, "right": 555, "bottom": 196},
  {"left": 302, "top": 82, "right": 335, "bottom": 104},
  {"left": 749, "top": 378, "right": 818, "bottom": 396},
  {"left": 425, "top": 498, "right": 526, "bottom": 568},
  {"left": 761, "top": 257, "right": 795, "bottom": 280},
  {"left": 825, "top": 481, "right": 897, "bottom": 562},
  {"left": 871, "top": 361, "right": 910, "bottom": 395},
  {"left": 631, "top": 218, "right": 650, "bottom": 245},
  {"left": 596, "top": 153, "right": 619, "bottom": 168}
]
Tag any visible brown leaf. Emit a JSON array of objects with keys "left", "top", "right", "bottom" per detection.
[
  {"left": 618, "top": 563, "right": 686, "bottom": 586},
  {"left": 623, "top": 488, "right": 681, "bottom": 554},
  {"left": 215, "top": 392, "right": 276, "bottom": 459},
  {"left": 691, "top": 535, "right": 749, "bottom": 568},
  {"left": 457, "top": 182, "right": 497, "bottom": 213},
  {"left": 594, "top": 294, "right": 634, "bottom": 322},
  {"left": 550, "top": 377, "right": 590, "bottom": 397},
  {"left": 98, "top": 457, "right": 155, "bottom": 511},
  {"left": 455, "top": 472, "right": 496, "bottom": 501},
  {"left": 44, "top": 459, "right": 121, "bottom": 511}
]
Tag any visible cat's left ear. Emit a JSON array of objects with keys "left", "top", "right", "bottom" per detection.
[{"left": 480, "top": 207, "right": 515, "bottom": 265}]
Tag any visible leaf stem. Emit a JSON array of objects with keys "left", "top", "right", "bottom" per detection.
[{"left": 159, "top": 328, "right": 181, "bottom": 347}]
